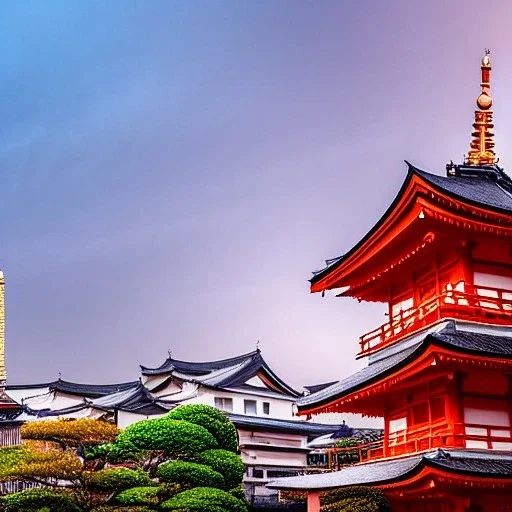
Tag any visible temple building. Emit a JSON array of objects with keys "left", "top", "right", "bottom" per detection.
[
  {"left": 8, "top": 350, "right": 369, "bottom": 502},
  {"left": 269, "top": 52, "right": 512, "bottom": 511}
]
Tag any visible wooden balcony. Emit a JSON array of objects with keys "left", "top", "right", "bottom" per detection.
[
  {"left": 359, "top": 282, "right": 512, "bottom": 355},
  {"left": 373, "top": 422, "right": 512, "bottom": 461},
  {"left": 310, "top": 421, "right": 512, "bottom": 471},
  {"left": 314, "top": 422, "right": 512, "bottom": 472}
]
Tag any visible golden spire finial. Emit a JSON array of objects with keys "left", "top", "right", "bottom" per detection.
[{"left": 465, "top": 49, "right": 496, "bottom": 166}]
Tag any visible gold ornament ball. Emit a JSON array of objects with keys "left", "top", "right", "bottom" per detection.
[{"left": 477, "top": 93, "right": 492, "bottom": 110}]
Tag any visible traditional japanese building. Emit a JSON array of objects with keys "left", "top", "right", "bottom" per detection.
[
  {"left": 9, "top": 348, "right": 369, "bottom": 502},
  {"left": 269, "top": 52, "right": 512, "bottom": 511}
]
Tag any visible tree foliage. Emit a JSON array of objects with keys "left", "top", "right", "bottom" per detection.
[
  {"left": 91, "top": 467, "right": 155, "bottom": 492},
  {"left": 0, "top": 405, "right": 247, "bottom": 511},
  {"left": 0, "top": 442, "right": 82, "bottom": 482},
  {"left": 1, "top": 488, "right": 82, "bottom": 512},
  {"left": 321, "top": 486, "right": 392, "bottom": 512},
  {"left": 22, "top": 419, "right": 119, "bottom": 446},
  {"left": 116, "top": 418, "right": 218, "bottom": 457},
  {"left": 167, "top": 404, "right": 238, "bottom": 452},
  {"left": 115, "top": 486, "right": 159, "bottom": 507},
  {"left": 156, "top": 461, "right": 224, "bottom": 489},
  {"left": 197, "top": 449, "right": 245, "bottom": 490},
  {"left": 161, "top": 487, "right": 248, "bottom": 512}
]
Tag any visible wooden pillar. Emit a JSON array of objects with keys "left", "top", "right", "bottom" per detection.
[
  {"left": 383, "top": 401, "right": 389, "bottom": 457},
  {"left": 307, "top": 491, "right": 321, "bottom": 512},
  {"left": 445, "top": 373, "right": 464, "bottom": 445}
]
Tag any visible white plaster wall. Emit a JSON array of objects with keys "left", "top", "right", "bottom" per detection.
[
  {"left": 474, "top": 272, "right": 512, "bottom": 290},
  {"left": 117, "top": 410, "right": 166, "bottom": 429},
  {"left": 184, "top": 388, "right": 295, "bottom": 419},
  {"left": 238, "top": 429, "right": 306, "bottom": 448},
  {"left": 196, "top": 388, "right": 294, "bottom": 420},
  {"left": 6, "top": 387, "right": 50, "bottom": 404},
  {"left": 144, "top": 375, "right": 182, "bottom": 395},
  {"left": 240, "top": 448, "right": 306, "bottom": 467},
  {"left": 18, "top": 391, "right": 85, "bottom": 411}
]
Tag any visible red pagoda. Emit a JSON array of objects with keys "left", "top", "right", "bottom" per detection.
[{"left": 269, "top": 52, "right": 512, "bottom": 512}]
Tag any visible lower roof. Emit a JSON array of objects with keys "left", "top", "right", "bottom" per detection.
[
  {"left": 228, "top": 414, "right": 348, "bottom": 439},
  {"left": 6, "top": 379, "right": 140, "bottom": 398},
  {"left": 297, "top": 322, "right": 512, "bottom": 412},
  {"left": 268, "top": 449, "right": 512, "bottom": 490}
]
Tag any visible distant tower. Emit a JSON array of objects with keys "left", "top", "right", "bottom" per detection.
[
  {"left": 0, "top": 271, "right": 22, "bottom": 447},
  {"left": 0, "top": 271, "right": 6, "bottom": 383},
  {"left": 465, "top": 50, "right": 496, "bottom": 166}
]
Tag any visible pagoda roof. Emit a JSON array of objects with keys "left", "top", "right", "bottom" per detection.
[
  {"left": 311, "top": 162, "right": 512, "bottom": 288},
  {"left": 297, "top": 322, "right": 512, "bottom": 413},
  {"left": 141, "top": 349, "right": 300, "bottom": 397},
  {"left": 268, "top": 449, "right": 512, "bottom": 490}
]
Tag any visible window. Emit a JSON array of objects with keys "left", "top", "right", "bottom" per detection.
[
  {"left": 252, "top": 469, "right": 264, "bottom": 479},
  {"left": 267, "top": 470, "right": 299, "bottom": 479},
  {"left": 262, "top": 402, "right": 270, "bottom": 415},
  {"left": 463, "top": 397, "right": 512, "bottom": 449},
  {"left": 214, "top": 397, "right": 233, "bottom": 412},
  {"left": 391, "top": 297, "right": 413, "bottom": 318},
  {"left": 389, "top": 416, "right": 407, "bottom": 433},
  {"left": 388, "top": 416, "right": 407, "bottom": 447},
  {"left": 244, "top": 400, "right": 257, "bottom": 415},
  {"left": 474, "top": 272, "right": 512, "bottom": 311}
]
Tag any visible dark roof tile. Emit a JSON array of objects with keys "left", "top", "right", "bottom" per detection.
[
  {"left": 268, "top": 449, "right": 512, "bottom": 490},
  {"left": 311, "top": 163, "right": 512, "bottom": 284},
  {"left": 298, "top": 323, "right": 512, "bottom": 411}
]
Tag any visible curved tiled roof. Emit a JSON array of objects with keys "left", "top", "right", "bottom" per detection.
[
  {"left": 311, "top": 162, "right": 512, "bottom": 285},
  {"left": 416, "top": 165, "right": 512, "bottom": 213},
  {"left": 227, "top": 413, "right": 344, "bottom": 439},
  {"left": 141, "top": 351, "right": 262, "bottom": 376},
  {"left": 268, "top": 449, "right": 512, "bottom": 490},
  {"left": 298, "top": 323, "right": 512, "bottom": 411},
  {"left": 298, "top": 343, "right": 422, "bottom": 409},
  {"left": 141, "top": 349, "right": 300, "bottom": 397},
  {"left": 7, "top": 379, "right": 140, "bottom": 398}
]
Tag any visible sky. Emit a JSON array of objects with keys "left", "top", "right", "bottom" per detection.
[{"left": 2, "top": 0, "right": 512, "bottom": 397}]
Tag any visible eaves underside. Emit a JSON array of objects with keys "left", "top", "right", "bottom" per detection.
[{"left": 310, "top": 164, "right": 512, "bottom": 292}]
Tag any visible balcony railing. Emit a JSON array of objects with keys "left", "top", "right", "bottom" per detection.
[
  {"left": 369, "top": 422, "right": 512, "bottom": 461},
  {"left": 307, "top": 422, "right": 512, "bottom": 471},
  {"left": 359, "top": 282, "right": 512, "bottom": 355}
]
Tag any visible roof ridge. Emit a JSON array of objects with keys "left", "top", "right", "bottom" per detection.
[{"left": 141, "top": 349, "right": 261, "bottom": 373}]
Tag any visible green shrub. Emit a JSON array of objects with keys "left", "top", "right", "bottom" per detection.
[
  {"left": 168, "top": 404, "right": 238, "bottom": 452},
  {"left": 321, "top": 486, "right": 392, "bottom": 512},
  {"left": 229, "top": 486, "right": 246, "bottom": 501},
  {"left": 0, "top": 488, "right": 81, "bottom": 512},
  {"left": 84, "top": 441, "right": 144, "bottom": 463},
  {"left": 197, "top": 449, "right": 245, "bottom": 490},
  {"left": 115, "top": 486, "right": 159, "bottom": 506},
  {"left": 157, "top": 460, "right": 225, "bottom": 488},
  {"left": 156, "top": 483, "right": 183, "bottom": 502},
  {"left": 116, "top": 418, "right": 218, "bottom": 457},
  {"left": 161, "top": 487, "right": 248, "bottom": 512},
  {"left": 91, "top": 467, "right": 155, "bottom": 492}
]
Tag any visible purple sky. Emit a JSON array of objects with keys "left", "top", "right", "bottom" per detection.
[{"left": 2, "top": 1, "right": 512, "bottom": 392}]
